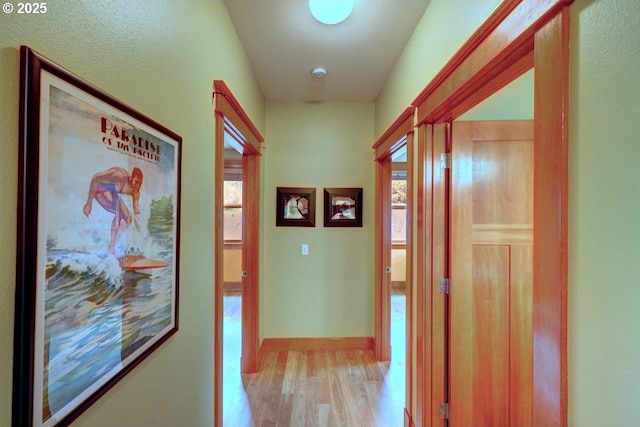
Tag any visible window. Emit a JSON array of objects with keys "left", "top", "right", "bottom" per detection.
[
  {"left": 391, "top": 173, "right": 407, "bottom": 243},
  {"left": 223, "top": 180, "right": 242, "bottom": 241}
]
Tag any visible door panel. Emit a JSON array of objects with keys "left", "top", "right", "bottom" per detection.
[{"left": 450, "top": 120, "right": 533, "bottom": 427}]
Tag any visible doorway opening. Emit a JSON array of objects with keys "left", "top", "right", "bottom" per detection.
[
  {"left": 222, "top": 145, "right": 246, "bottom": 425},
  {"left": 213, "top": 80, "right": 264, "bottom": 427},
  {"left": 411, "top": 3, "right": 570, "bottom": 424},
  {"left": 390, "top": 148, "right": 408, "bottom": 370},
  {"left": 372, "top": 106, "right": 415, "bottom": 422}
]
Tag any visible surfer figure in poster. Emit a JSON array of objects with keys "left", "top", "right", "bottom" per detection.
[{"left": 82, "top": 166, "right": 143, "bottom": 255}]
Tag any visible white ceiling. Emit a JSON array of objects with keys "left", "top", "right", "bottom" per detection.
[{"left": 222, "top": 0, "right": 432, "bottom": 102}]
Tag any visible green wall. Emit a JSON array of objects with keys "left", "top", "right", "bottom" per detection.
[
  {"left": 458, "top": 69, "right": 534, "bottom": 121},
  {"left": 375, "top": 0, "right": 640, "bottom": 425},
  {"left": 375, "top": 0, "right": 502, "bottom": 137},
  {"left": 0, "top": 1, "right": 264, "bottom": 426},
  {"left": 263, "top": 102, "right": 375, "bottom": 338},
  {"left": 569, "top": 1, "right": 640, "bottom": 425}
]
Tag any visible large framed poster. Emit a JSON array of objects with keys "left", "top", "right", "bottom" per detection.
[{"left": 13, "top": 46, "right": 181, "bottom": 427}]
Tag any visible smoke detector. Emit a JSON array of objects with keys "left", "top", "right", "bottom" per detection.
[{"left": 311, "top": 67, "right": 327, "bottom": 79}]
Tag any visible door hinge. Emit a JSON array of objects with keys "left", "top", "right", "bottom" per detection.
[
  {"left": 439, "top": 402, "right": 450, "bottom": 420},
  {"left": 440, "top": 152, "right": 451, "bottom": 169},
  {"left": 439, "top": 277, "right": 450, "bottom": 294}
]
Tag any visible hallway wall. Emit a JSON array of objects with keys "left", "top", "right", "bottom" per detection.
[
  {"left": 263, "top": 101, "right": 375, "bottom": 339},
  {"left": 0, "top": 1, "right": 264, "bottom": 426},
  {"left": 568, "top": 1, "right": 640, "bottom": 425}
]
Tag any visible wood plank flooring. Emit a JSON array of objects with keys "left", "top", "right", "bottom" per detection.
[{"left": 223, "top": 290, "right": 406, "bottom": 427}]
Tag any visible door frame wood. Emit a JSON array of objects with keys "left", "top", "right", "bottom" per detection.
[
  {"left": 412, "top": 1, "right": 572, "bottom": 425},
  {"left": 372, "top": 106, "right": 415, "bottom": 424},
  {"left": 213, "top": 80, "right": 263, "bottom": 427}
]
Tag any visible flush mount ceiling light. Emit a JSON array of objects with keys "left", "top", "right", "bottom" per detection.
[{"left": 309, "top": 0, "right": 354, "bottom": 25}]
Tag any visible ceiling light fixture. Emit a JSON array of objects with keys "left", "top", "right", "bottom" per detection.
[
  {"left": 311, "top": 67, "right": 327, "bottom": 79},
  {"left": 309, "top": 0, "right": 354, "bottom": 25}
]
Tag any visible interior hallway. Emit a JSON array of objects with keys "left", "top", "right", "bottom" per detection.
[{"left": 223, "top": 288, "right": 406, "bottom": 427}]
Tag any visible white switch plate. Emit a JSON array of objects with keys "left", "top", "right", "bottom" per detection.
[{"left": 301, "top": 244, "right": 309, "bottom": 255}]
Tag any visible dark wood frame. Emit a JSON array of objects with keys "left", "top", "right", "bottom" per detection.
[
  {"left": 275, "top": 187, "right": 316, "bottom": 227},
  {"left": 13, "top": 46, "right": 181, "bottom": 427},
  {"left": 323, "top": 187, "right": 363, "bottom": 227}
]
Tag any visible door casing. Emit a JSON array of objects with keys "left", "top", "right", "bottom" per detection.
[
  {"left": 372, "top": 107, "right": 415, "bottom": 423},
  {"left": 411, "top": 1, "right": 572, "bottom": 425},
  {"left": 213, "top": 80, "right": 263, "bottom": 427}
]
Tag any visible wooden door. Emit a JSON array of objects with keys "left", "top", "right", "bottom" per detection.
[{"left": 449, "top": 120, "right": 534, "bottom": 427}]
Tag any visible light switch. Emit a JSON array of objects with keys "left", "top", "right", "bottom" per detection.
[{"left": 301, "top": 244, "right": 309, "bottom": 256}]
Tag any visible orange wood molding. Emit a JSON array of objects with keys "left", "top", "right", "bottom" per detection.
[
  {"left": 214, "top": 81, "right": 263, "bottom": 426},
  {"left": 392, "top": 161, "right": 408, "bottom": 171},
  {"left": 223, "top": 281, "right": 242, "bottom": 292},
  {"left": 532, "top": 7, "right": 570, "bottom": 427},
  {"left": 372, "top": 106, "right": 416, "bottom": 160},
  {"left": 404, "top": 131, "right": 414, "bottom": 417},
  {"left": 213, "top": 80, "right": 264, "bottom": 151},
  {"left": 224, "top": 158, "right": 242, "bottom": 170},
  {"left": 412, "top": 0, "right": 573, "bottom": 125},
  {"left": 213, "top": 100, "right": 225, "bottom": 427},
  {"left": 260, "top": 337, "right": 375, "bottom": 353},
  {"left": 223, "top": 240, "right": 242, "bottom": 250},
  {"left": 414, "top": 124, "right": 429, "bottom": 427},
  {"left": 374, "top": 107, "right": 416, "bottom": 419},
  {"left": 374, "top": 160, "right": 392, "bottom": 361},
  {"left": 404, "top": 408, "right": 416, "bottom": 427},
  {"left": 241, "top": 153, "right": 260, "bottom": 374},
  {"left": 431, "top": 123, "right": 448, "bottom": 427}
]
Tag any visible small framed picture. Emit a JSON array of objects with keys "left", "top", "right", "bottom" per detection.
[
  {"left": 276, "top": 187, "right": 316, "bottom": 227},
  {"left": 324, "top": 188, "right": 363, "bottom": 227}
]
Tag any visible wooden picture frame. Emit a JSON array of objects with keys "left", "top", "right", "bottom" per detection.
[
  {"left": 13, "top": 46, "right": 181, "bottom": 427},
  {"left": 323, "top": 187, "right": 363, "bottom": 227},
  {"left": 275, "top": 187, "right": 316, "bottom": 227}
]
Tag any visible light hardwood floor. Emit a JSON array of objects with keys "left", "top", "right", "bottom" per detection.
[{"left": 223, "top": 289, "right": 406, "bottom": 427}]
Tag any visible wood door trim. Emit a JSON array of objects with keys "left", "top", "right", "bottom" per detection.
[
  {"left": 432, "top": 124, "right": 449, "bottom": 427},
  {"left": 532, "top": 8, "right": 570, "bottom": 426},
  {"left": 415, "top": 124, "right": 431, "bottom": 426},
  {"left": 213, "top": 80, "right": 264, "bottom": 149},
  {"left": 405, "top": 408, "right": 417, "bottom": 427},
  {"left": 373, "top": 106, "right": 415, "bottom": 160},
  {"left": 415, "top": 123, "right": 449, "bottom": 427},
  {"left": 213, "top": 109, "right": 225, "bottom": 427},
  {"left": 213, "top": 80, "right": 262, "bottom": 427},
  {"left": 374, "top": 159, "right": 392, "bottom": 361},
  {"left": 223, "top": 281, "right": 243, "bottom": 292},
  {"left": 412, "top": 0, "right": 572, "bottom": 124},
  {"left": 374, "top": 107, "right": 416, "bottom": 423},
  {"left": 241, "top": 153, "right": 260, "bottom": 374},
  {"left": 260, "top": 337, "right": 375, "bottom": 353},
  {"left": 405, "top": 131, "right": 414, "bottom": 420}
]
